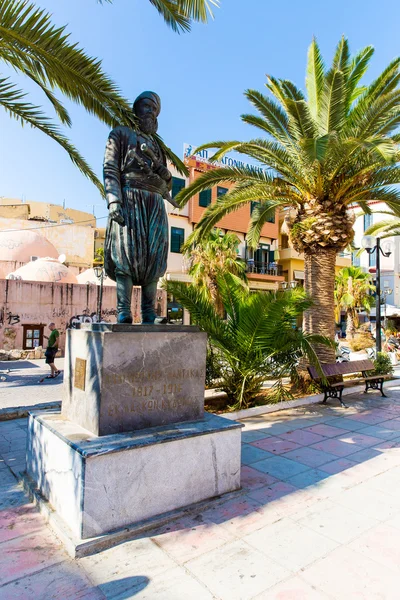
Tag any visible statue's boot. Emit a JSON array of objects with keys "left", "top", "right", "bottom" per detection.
[
  {"left": 116, "top": 273, "right": 133, "bottom": 324},
  {"left": 141, "top": 280, "right": 158, "bottom": 324}
]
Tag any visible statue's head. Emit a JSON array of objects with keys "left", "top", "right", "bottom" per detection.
[{"left": 133, "top": 91, "right": 161, "bottom": 135}]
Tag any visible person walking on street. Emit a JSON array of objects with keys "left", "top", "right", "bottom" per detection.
[{"left": 44, "top": 323, "right": 61, "bottom": 379}]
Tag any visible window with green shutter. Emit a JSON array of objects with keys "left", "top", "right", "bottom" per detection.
[
  {"left": 250, "top": 202, "right": 275, "bottom": 222},
  {"left": 171, "top": 177, "right": 185, "bottom": 199},
  {"left": 171, "top": 227, "right": 185, "bottom": 253},
  {"left": 199, "top": 189, "right": 212, "bottom": 207},
  {"left": 217, "top": 186, "right": 228, "bottom": 197}
]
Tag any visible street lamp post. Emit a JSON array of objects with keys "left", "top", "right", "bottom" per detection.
[
  {"left": 381, "top": 287, "right": 393, "bottom": 330},
  {"left": 361, "top": 235, "right": 392, "bottom": 353},
  {"left": 93, "top": 265, "right": 105, "bottom": 323}
]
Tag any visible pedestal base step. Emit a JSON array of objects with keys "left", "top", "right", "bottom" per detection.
[
  {"left": 26, "top": 411, "right": 242, "bottom": 555},
  {"left": 22, "top": 472, "right": 243, "bottom": 558}
]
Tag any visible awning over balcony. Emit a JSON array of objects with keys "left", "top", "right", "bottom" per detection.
[{"left": 294, "top": 270, "right": 305, "bottom": 280}]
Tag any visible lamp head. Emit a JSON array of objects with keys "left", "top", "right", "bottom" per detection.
[
  {"left": 93, "top": 265, "right": 103, "bottom": 279},
  {"left": 361, "top": 235, "right": 376, "bottom": 252}
]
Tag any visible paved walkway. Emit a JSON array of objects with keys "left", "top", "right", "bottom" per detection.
[
  {"left": 2, "top": 390, "right": 400, "bottom": 598},
  {"left": 0, "top": 358, "right": 64, "bottom": 410}
]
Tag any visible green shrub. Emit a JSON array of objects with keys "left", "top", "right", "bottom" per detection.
[{"left": 373, "top": 352, "right": 394, "bottom": 376}]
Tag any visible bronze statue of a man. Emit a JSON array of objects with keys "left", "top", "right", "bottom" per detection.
[{"left": 103, "top": 91, "right": 178, "bottom": 324}]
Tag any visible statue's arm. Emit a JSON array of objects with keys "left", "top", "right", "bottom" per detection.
[
  {"left": 103, "top": 128, "right": 125, "bottom": 225},
  {"left": 103, "top": 128, "right": 123, "bottom": 207}
]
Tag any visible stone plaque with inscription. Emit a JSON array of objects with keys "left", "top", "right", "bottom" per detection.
[
  {"left": 74, "top": 358, "right": 86, "bottom": 391},
  {"left": 62, "top": 324, "right": 207, "bottom": 436}
]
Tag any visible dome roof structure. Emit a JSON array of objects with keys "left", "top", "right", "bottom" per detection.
[
  {"left": 7, "top": 257, "right": 78, "bottom": 284},
  {"left": 76, "top": 268, "right": 116, "bottom": 286},
  {"left": 0, "top": 229, "right": 59, "bottom": 262}
]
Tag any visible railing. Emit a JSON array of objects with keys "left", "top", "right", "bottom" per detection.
[{"left": 246, "top": 261, "right": 282, "bottom": 276}]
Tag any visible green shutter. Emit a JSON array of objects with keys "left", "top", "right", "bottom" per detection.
[
  {"left": 171, "top": 227, "right": 184, "bottom": 253},
  {"left": 171, "top": 177, "right": 185, "bottom": 199},
  {"left": 199, "top": 189, "right": 212, "bottom": 207}
]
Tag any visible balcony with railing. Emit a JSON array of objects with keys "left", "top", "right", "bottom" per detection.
[{"left": 246, "top": 260, "right": 283, "bottom": 278}]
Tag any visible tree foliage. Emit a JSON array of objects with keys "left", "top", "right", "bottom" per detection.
[
  {"left": 175, "top": 37, "right": 400, "bottom": 250},
  {"left": 185, "top": 228, "right": 246, "bottom": 315},
  {"left": 167, "top": 273, "right": 332, "bottom": 409},
  {"left": 0, "top": 0, "right": 187, "bottom": 194},
  {"left": 99, "top": 0, "right": 219, "bottom": 33},
  {"left": 335, "top": 266, "right": 375, "bottom": 339}
]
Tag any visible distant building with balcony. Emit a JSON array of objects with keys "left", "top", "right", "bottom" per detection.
[
  {"left": 352, "top": 201, "right": 400, "bottom": 309},
  {"left": 164, "top": 147, "right": 284, "bottom": 297}
]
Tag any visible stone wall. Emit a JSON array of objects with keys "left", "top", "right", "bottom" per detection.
[{"left": 0, "top": 280, "right": 166, "bottom": 354}]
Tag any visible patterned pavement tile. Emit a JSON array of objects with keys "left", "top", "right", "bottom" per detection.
[
  {"left": 247, "top": 481, "right": 298, "bottom": 505},
  {"left": 241, "top": 444, "right": 275, "bottom": 465},
  {"left": 0, "top": 562, "right": 105, "bottom": 600},
  {"left": 301, "top": 545, "right": 400, "bottom": 599},
  {"left": 278, "top": 429, "right": 326, "bottom": 446},
  {"left": 249, "top": 436, "right": 301, "bottom": 455},
  {"left": 250, "top": 455, "right": 310, "bottom": 480},
  {"left": 185, "top": 539, "right": 290, "bottom": 600},
  {"left": 310, "top": 438, "right": 364, "bottom": 457},
  {"left": 244, "top": 518, "right": 338, "bottom": 571},
  {"left": 322, "top": 417, "right": 369, "bottom": 431},
  {"left": 296, "top": 502, "right": 378, "bottom": 544},
  {"left": 283, "top": 446, "right": 337, "bottom": 468},
  {"left": 337, "top": 432, "right": 386, "bottom": 447},
  {"left": 253, "top": 575, "right": 330, "bottom": 599},
  {"left": 240, "top": 465, "right": 279, "bottom": 490},
  {"left": 0, "top": 529, "right": 65, "bottom": 586},
  {"left": 318, "top": 457, "right": 358, "bottom": 474},
  {"left": 0, "top": 503, "right": 44, "bottom": 543},
  {"left": 241, "top": 430, "right": 271, "bottom": 443},
  {"left": 302, "top": 423, "right": 350, "bottom": 438},
  {"left": 348, "top": 522, "right": 400, "bottom": 573},
  {"left": 285, "top": 469, "right": 330, "bottom": 489}
]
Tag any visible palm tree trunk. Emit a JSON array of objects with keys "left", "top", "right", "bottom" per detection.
[
  {"left": 346, "top": 309, "right": 357, "bottom": 339},
  {"left": 303, "top": 248, "right": 336, "bottom": 363}
]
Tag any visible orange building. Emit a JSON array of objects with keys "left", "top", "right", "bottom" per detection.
[{"left": 165, "top": 146, "right": 284, "bottom": 300}]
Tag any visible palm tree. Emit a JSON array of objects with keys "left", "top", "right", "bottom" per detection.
[
  {"left": 100, "top": 0, "right": 219, "bottom": 33},
  {"left": 335, "top": 266, "right": 375, "bottom": 339},
  {"left": 0, "top": 0, "right": 186, "bottom": 195},
  {"left": 363, "top": 209, "right": 400, "bottom": 239},
  {"left": 185, "top": 228, "right": 246, "bottom": 315},
  {"left": 176, "top": 37, "right": 400, "bottom": 362},
  {"left": 167, "top": 272, "right": 331, "bottom": 409}
]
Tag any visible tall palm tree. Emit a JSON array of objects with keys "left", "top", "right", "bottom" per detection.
[
  {"left": 100, "top": 0, "right": 219, "bottom": 33},
  {"left": 176, "top": 37, "right": 400, "bottom": 362},
  {"left": 335, "top": 266, "right": 375, "bottom": 339},
  {"left": 167, "top": 272, "right": 331, "bottom": 409},
  {"left": 185, "top": 228, "right": 246, "bottom": 315},
  {"left": 0, "top": 0, "right": 186, "bottom": 195}
]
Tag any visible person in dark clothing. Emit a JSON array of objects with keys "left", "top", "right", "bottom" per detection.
[{"left": 44, "top": 323, "right": 61, "bottom": 378}]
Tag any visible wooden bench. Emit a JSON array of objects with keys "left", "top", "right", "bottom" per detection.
[{"left": 308, "top": 360, "right": 390, "bottom": 408}]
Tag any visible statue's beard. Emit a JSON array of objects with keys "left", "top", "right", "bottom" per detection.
[{"left": 139, "top": 115, "right": 158, "bottom": 134}]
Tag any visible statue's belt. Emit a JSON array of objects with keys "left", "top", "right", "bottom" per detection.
[{"left": 121, "top": 174, "right": 164, "bottom": 196}]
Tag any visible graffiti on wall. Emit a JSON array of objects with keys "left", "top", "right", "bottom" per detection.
[
  {"left": 68, "top": 308, "right": 118, "bottom": 329},
  {"left": 0, "top": 308, "right": 20, "bottom": 327}
]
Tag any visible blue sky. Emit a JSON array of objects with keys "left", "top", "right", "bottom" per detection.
[{"left": 1, "top": 0, "right": 399, "bottom": 221}]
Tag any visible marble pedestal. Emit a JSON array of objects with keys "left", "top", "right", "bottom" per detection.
[
  {"left": 62, "top": 324, "right": 207, "bottom": 436},
  {"left": 26, "top": 411, "right": 242, "bottom": 553}
]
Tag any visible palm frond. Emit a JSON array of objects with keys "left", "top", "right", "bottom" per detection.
[
  {"left": 306, "top": 37, "right": 325, "bottom": 120},
  {"left": 0, "top": 0, "right": 131, "bottom": 126},
  {"left": 0, "top": 77, "right": 103, "bottom": 195}
]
